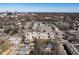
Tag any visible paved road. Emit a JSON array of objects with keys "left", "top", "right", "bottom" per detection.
[{"left": 9, "top": 35, "right": 22, "bottom": 55}]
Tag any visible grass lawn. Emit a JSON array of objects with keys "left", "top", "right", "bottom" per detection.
[{"left": 0, "top": 40, "right": 12, "bottom": 54}]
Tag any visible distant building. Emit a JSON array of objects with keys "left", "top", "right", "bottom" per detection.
[{"left": 7, "top": 12, "right": 13, "bottom": 16}]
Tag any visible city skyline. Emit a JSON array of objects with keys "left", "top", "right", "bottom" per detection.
[{"left": 0, "top": 3, "right": 79, "bottom": 12}]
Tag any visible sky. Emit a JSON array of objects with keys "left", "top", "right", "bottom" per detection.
[{"left": 0, "top": 3, "right": 79, "bottom": 12}]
